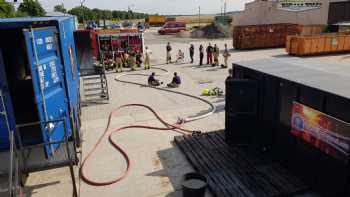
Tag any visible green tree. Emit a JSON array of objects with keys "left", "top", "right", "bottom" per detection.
[
  {"left": 54, "top": 3, "right": 66, "bottom": 13},
  {"left": 126, "top": 10, "right": 133, "bottom": 19},
  {"left": 102, "top": 9, "right": 112, "bottom": 20},
  {"left": 112, "top": 10, "right": 121, "bottom": 19},
  {"left": 68, "top": 6, "right": 93, "bottom": 23},
  {"left": 18, "top": 0, "right": 46, "bottom": 16},
  {"left": 0, "top": 0, "right": 16, "bottom": 18},
  {"left": 92, "top": 8, "right": 101, "bottom": 20}
]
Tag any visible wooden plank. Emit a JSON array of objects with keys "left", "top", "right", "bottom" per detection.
[
  {"left": 174, "top": 131, "right": 309, "bottom": 197},
  {"left": 206, "top": 132, "right": 280, "bottom": 197},
  {"left": 175, "top": 136, "right": 231, "bottom": 197},
  {"left": 182, "top": 135, "right": 239, "bottom": 197},
  {"left": 186, "top": 134, "right": 255, "bottom": 197},
  {"left": 212, "top": 131, "right": 307, "bottom": 195}
]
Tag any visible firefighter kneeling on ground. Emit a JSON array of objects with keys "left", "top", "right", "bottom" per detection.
[
  {"left": 167, "top": 72, "right": 181, "bottom": 88},
  {"left": 148, "top": 72, "right": 162, "bottom": 86}
]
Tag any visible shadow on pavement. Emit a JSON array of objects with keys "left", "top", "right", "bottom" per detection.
[
  {"left": 22, "top": 181, "right": 61, "bottom": 197},
  {"left": 146, "top": 143, "right": 211, "bottom": 197}
]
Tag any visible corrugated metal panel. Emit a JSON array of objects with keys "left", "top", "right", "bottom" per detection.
[
  {"left": 58, "top": 17, "right": 80, "bottom": 131},
  {"left": 0, "top": 16, "right": 72, "bottom": 23},
  {"left": 286, "top": 33, "right": 350, "bottom": 56},
  {"left": 233, "top": 24, "right": 299, "bottom": 49},
  {"left": 328, "top": 1, "right": 350, "bottom": 24},
  {"left": 0, "top": 16, "right": 80, "bottom": 154},
  {"left": 23, "top": 27, "right": 71, "bottom": 156},
  {"left": 232, "top": 59, "right": 350, "bottom": 195}
]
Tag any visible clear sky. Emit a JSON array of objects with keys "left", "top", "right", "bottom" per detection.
[{"left": 38, "top": 0, "right": 253, "bottom": 15}]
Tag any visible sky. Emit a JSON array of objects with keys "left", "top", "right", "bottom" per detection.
[{"left": 37, "top": 0, "right": 254, "bottom": 15}]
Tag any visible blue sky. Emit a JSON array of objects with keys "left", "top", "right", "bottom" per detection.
[{"left": 38, "top": 0, "right": 253, "bottom": 15}]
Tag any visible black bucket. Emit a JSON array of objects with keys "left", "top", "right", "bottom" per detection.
[{"left": 182, "top": 172, "right": 207, "bottom": 197}]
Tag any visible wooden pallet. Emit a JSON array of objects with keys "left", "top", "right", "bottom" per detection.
[{"left": 174, "top": 131, "right": 308, "bottom": 197}]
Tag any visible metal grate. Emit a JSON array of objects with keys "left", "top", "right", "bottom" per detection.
[{"left": 174, "top": 131, "right": 308, "bottom": 197}]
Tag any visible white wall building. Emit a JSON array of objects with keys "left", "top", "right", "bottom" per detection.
[{"left": 232, "top": 0, "right": 345, "bottom": 26}]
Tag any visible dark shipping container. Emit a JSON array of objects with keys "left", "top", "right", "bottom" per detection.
[
  {"left": 328, "top": 1, "right": 350, "bottom": 25},
  {"left": 226, "top": 59, "right": 350, "bottom": 195},
  {"left": 0, "top": 16, "right": 81, "bottom": 156}
]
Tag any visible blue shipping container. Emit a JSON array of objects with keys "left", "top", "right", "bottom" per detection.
[{"left": 0, "top": 16, "right": 80, "bottom": 156}]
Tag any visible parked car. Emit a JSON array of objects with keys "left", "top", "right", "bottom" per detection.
[
  {"left": 111, "top": 23, "right": 123, "bottom": 29},
  {"left": 123, "top": 21, "right": 136, "bottom": 29},
  {"left": 137, "top": 22, "right": 145, "bottom": 32},
  {"left": 158, "top": 22, "right": 186, "bottom": 34}
]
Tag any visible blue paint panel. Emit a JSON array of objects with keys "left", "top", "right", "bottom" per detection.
[
  {"left": 0, "top": 16, "right": 73, "bottom": 30},
  {"left": 0, "top": 16, "right": 80, "bottom": 154},
  {"left": 0, "top": 49, "right": 16, "bottom": 150},
  {"left": 59, "top": 17, "right": 80, "bottom": 130},
  {"left": 23, "top": 27, "right": 71, "bottom": 156}
]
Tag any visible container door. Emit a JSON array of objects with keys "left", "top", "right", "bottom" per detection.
[
  {"left": 0, "top": 49, "right": 16, "bottom": 150},
  {"left": 226, "top": 79, "right": 258, "bottom": 144},
  {"left": 74, "top": 31, "right": 95, "bottom": 76},
  {"left": 23, "top": 27, "right": 71, "bottom": 156}
]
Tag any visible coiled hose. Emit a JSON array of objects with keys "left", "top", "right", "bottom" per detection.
[{"left": 80, "top": 66, "right": 216, "bottom": 186}]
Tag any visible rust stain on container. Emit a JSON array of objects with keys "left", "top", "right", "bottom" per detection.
[
  {"left": 233, "top": 24, "right": 325, "bottom": 50},
  {"left": 286, "top": 33, "right": 350, "bottom": 56}
]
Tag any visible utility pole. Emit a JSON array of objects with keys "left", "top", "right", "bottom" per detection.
[
  {"left": 224, "top": 0, "right": 227, "bottom": 16},
  {"left": 80, "top": 0, "right": 87, "bottom": 28},
  {"left": 198, "top": 6, "right": 201, "bottom": 27},
  {"left": 128, "top": 4, "right": 135, "bottom": 12},
  {"left": 220, "top": 0, "right": 223, "bottom": 16}
]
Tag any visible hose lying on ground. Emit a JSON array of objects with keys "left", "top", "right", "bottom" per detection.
[
  {"left": 80, "top": 66, "right": 216, "bottom": 186},
  {"left": 115, "top": 67, "right": 216, "bottom": 123}
]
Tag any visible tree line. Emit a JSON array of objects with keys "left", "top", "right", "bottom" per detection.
[
  {"left": 67, "top": 6, "right": 149, "bottom": 23},
  {"left": 0, "top": 0, "right": 45, "bottom": 18},
  {"left": 0, "top": 0, "right": 149, "bottom": 22}
]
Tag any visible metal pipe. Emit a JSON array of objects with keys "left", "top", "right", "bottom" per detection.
[
  {"left": 8, "top": 131, "right": 13, "bottom": 197},
  {"left": 16, "top": 118, "right": 65, "bottom": 128}
]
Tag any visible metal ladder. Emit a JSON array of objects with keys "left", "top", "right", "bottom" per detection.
[
  {"left": 0, "top": 90, "right": 22, "bottom": 197},
  {"left": 1, "top": 90, "right": 79, "bottom": 197},
  {"left": 82, "top": 66, "right": 109, "bottom": 105},
  {"left": 15, "top": 119, "right": 79, "bottom": 197}
]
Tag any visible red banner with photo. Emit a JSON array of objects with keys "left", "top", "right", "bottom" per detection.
[{"left": 291, "top": 102, "right": 350, "bottom": 162}]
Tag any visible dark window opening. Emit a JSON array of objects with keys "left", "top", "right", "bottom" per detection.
[{"left": 0, "top": 28, "right": 42, "bottom": 145}]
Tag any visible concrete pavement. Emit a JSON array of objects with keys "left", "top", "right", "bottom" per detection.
[{"left": 17, "top": 29, "right": 350, "bottom": 197}]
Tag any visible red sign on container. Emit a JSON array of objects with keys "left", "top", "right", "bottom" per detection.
[{"left": 291, "top": 102, "right": 350, "bottom": 162}]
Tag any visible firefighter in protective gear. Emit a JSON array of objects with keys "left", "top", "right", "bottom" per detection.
[
  {"left": 128, "top": 52, "right": 136, "bottom": 71},
  {"left": 206, "top": 43, "right": 213, "bottom": 65},
  {"left": 222, "top": 44, "right": 231, "bottom": 68},
  {"left": 115, "top": 52, "right": 123, "bottom": 73},
  {"left": 166, "top": 42, "right": 172, "bottom": 64},
  {"left": 144, "top": 46, "right": 151, "bottom": 70},
  {"left": 213, "top": 44, "right": 219, "bottom": 67}
]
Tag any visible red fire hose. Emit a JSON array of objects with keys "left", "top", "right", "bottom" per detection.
[
  {"left": 79, "top": 104, "right": 197, "bottom": 186},
  {"left": 80, "top": 66, "right": 216, "bottom": 186}
]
